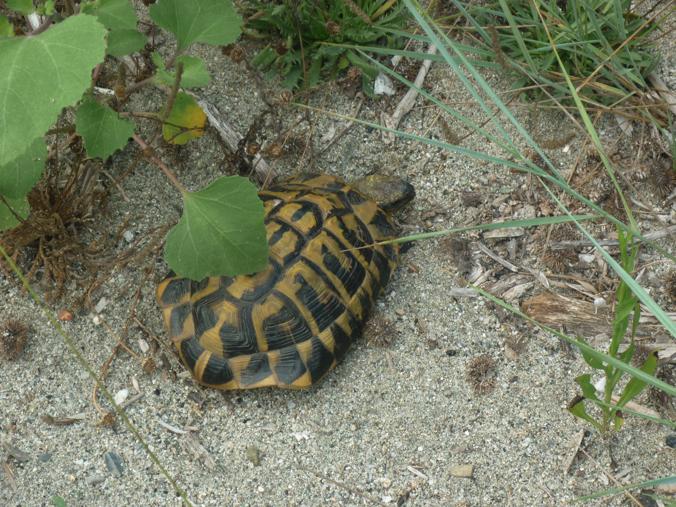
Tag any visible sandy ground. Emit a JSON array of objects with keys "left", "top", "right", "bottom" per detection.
[{"left": 1, "top": 11, "right": 675, "bottom": 507}]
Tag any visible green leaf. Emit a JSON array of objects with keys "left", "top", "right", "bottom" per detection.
[
  {"left": 153, "top": 54, "right": 211, "bottom": 89},
  {"left": 0, "top": 15, "right": 15, "bottom": 37},
  {"left": 616, "top": 351, "right": 658, "bottom": 408},
  {"left": 574, "top": 374, "right": 600, "bottom": 401},
  {"left": 107, "top": 28, "right": 146, "bottom": 56},
  {"left": 149, "top": 0, "right": 242, "bottom": 50},
  {"left": 50, "top": 496, "right": 68, "bottom": 507},
  {"left": 162, "top": 92, "right": 206, "bottom": 145},
  {"left": 0, "top": 194, "right": 29, "bottom": 231},
  {"left": 164, "top": 176, "right": 268, "bottom": 280},
  {"left": 0, "top": 15, "right": 107, "bottom": 167},
  {"left": 580, "top": 346, "right": 604, "bottom": 370},
  {"left": 75, "top": 97, "right": 135, "bottom": 159},
  {"left": 7, "top": 0, "right": 34, "bottom": 15},
  {"left": 251, "top": 46, "right": 276, "bottom": 69},
  {"left": 40, "top": 0, "right": 55, "bottom": 16},
  {"left": 95, "top": 0, "right": 139, "bottom": 30},
  {"left": 84, "top": 0, "right": 147, "bottom": 56},
  {"left": 568, "top": 398, "right": 602, "bottom": 431},
  {"left": 0, "top": 137, "right": 46, "bottom": 198}
]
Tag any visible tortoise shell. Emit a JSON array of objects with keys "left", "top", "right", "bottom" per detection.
[{"left": 156, "top": 175, "right": 401, "bottom": 390}]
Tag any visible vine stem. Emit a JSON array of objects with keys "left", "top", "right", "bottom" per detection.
[{"left": 132, "top": 134, "right": 187, "bottom": 194}]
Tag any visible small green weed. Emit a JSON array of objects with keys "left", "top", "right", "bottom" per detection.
[
  {"left": 568, "top": 228, "right": 658, "bottom": 433},
  {"left": 246, "top": 0, "right": 409, "bottom": 93},
  {"left": 467, "top": 0, "right": 664, "bottom": 120}
]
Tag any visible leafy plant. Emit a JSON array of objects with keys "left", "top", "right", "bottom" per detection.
[
  {"left": 568, "top": 229, "right": 658, "bottom": 433},
  {"left": 465, "top": 0, "right": 665, "bottom": 121},
  {"left": 0, "top": 0, "right": 269, "bottom": 282},
  {"left": 247, "top": 0, "right": 409, "bottom": 93}
]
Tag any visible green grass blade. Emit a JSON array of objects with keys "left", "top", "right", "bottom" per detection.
[
  {"left": 385, "top": 214, "right": 597, "bottom": 244},
  {"left": 497, "top": 0, "right": 536, "bottom": 71},
  {"left": 575, "top": 475, "right": 676, "bottom": 501}
]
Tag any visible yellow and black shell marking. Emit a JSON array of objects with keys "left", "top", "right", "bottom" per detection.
[{"left": 156, "top": 175, "right": 400, "bottom": 389}]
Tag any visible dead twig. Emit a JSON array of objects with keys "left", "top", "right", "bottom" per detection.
[
  {"left": 476, "top": 242, "right": 519, "bottom": 272},
  {"left": 381, "top": 44, "right": 437, "bottom": 143}
]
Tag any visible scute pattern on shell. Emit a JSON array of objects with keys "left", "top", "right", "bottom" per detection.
[{"left": 156, "top": 175, "right": 400, "bottom": 389}]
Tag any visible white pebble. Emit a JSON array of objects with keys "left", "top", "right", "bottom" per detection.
[{"left": 114, "top": 388, "right": 129, "bottom": 405}]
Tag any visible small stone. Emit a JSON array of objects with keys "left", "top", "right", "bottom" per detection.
[
  {"left": 374, "top": 73, "right": 395, "bottom": 96},
  {"left": 38, "top": 453, "right": 52, "bottom": 463},
  {"left": 123, "top": 230, "right": 134, "bottom": 243},
  {"left": 137, "top": 338, "right": 149, "bottom": 354},
  {"left": 114, "top": 388, "right": 129, "bottom": 405},
  {"left": 104, "top": 451, "right": 124, "bottom": 477},
  {"left": 666, "top": 434, "right": 676, "bottom": 448},
  {"left": 85, "top": 474, "right": 106, "bottom": 486},
  {"left": 94, "top": 297, "right": 109, "bottom": 314},
  {"left": 57, "top": 309, "right": 73, "bottom": 321},
  {"left": 246, "top": 446, "right": 261, "bottom": 466},
  {"left": 578, "top": 253, "right": 595, "bottom": 264},
  {"left": 449, "top": 464, "right": 474, "bottom": 478},
  {"left": 377, "top": 477, "right": 392, "bottom": 488}
]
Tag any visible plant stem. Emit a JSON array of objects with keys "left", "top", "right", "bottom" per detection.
[
  {"left": 132, "top": 134, "right": 187, "bottom": 194},
  {"left": 159, "top": 62, "right": 184, "bottom": 124}
]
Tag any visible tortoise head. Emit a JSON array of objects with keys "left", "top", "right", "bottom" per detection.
[{"left": 351, "top": 174, "right": 415, "bottom": 212}]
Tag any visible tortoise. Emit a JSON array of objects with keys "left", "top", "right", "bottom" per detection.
[{"left": 156, "top": 174, "right": 414, "bottom": 390}]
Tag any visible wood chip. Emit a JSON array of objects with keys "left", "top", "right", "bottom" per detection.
[
  {"left": 1, "top": 442, "right": 30, "bottom": 462},
  {"left": 181, "top": 433, "right": 216, "bottom": 470},
  {"left": 523, "top": 292, "right": 667, "bottom": 340},
  {"left": 449, "top": 464, "right": 474, "bottom": 478},
  {"left": 563, "top": 429, "right": 585, "bottom": 475},
  {"left": 484, "top": 227, "right": 525, "bottom": 239},
  {"left": 158, "top": 419, "right": 188, "bottom": 434},
  {"left": 41, "top": 414, "right": 86, "bottom": 426},
  {"left": 407, "top": 465, "right": 428, "bottom": 480}
]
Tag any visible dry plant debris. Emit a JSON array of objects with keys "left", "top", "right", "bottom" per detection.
[
  {"left": 0, "top": 153, "right": 109, "bottom": 301},
  {"left": 465, "top": 354, "right": 497, "bottom": 395},
  {"left": 0, "top": 319, "right": 29, "bottom": 361},
  {"left": 365, "top": 314, "right": 398, "bottom": 348}
]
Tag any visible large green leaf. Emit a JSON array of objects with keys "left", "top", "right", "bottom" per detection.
[
  {"left": 152, "top": 53, "right": 211, "bottom": 89},
  {"left": 94, "top": 0, "right": 139, "bottom": 30},
  {"left": 148, "top": 0, "right": 242, "bottom": 50},
  {"left": 75, "top": 97, "right": 135, "bottom": 159},
  {"left": 83, "top": 0, "right": 147, "bottom": 56},
  {"left": 0, "top": 195, "right": 29, "bottom": 231},
  {"left": 106, "top": 29, "right": 146, "bottom": 57},
  {"left": 0, "top": 137, "right": 46, "bottom": 198},
  {"left": 0, "top": 15, "right": 107, "bottom": 167},
  {"left": 164, "top": 176, "right": 268, "bottom": 280}
]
